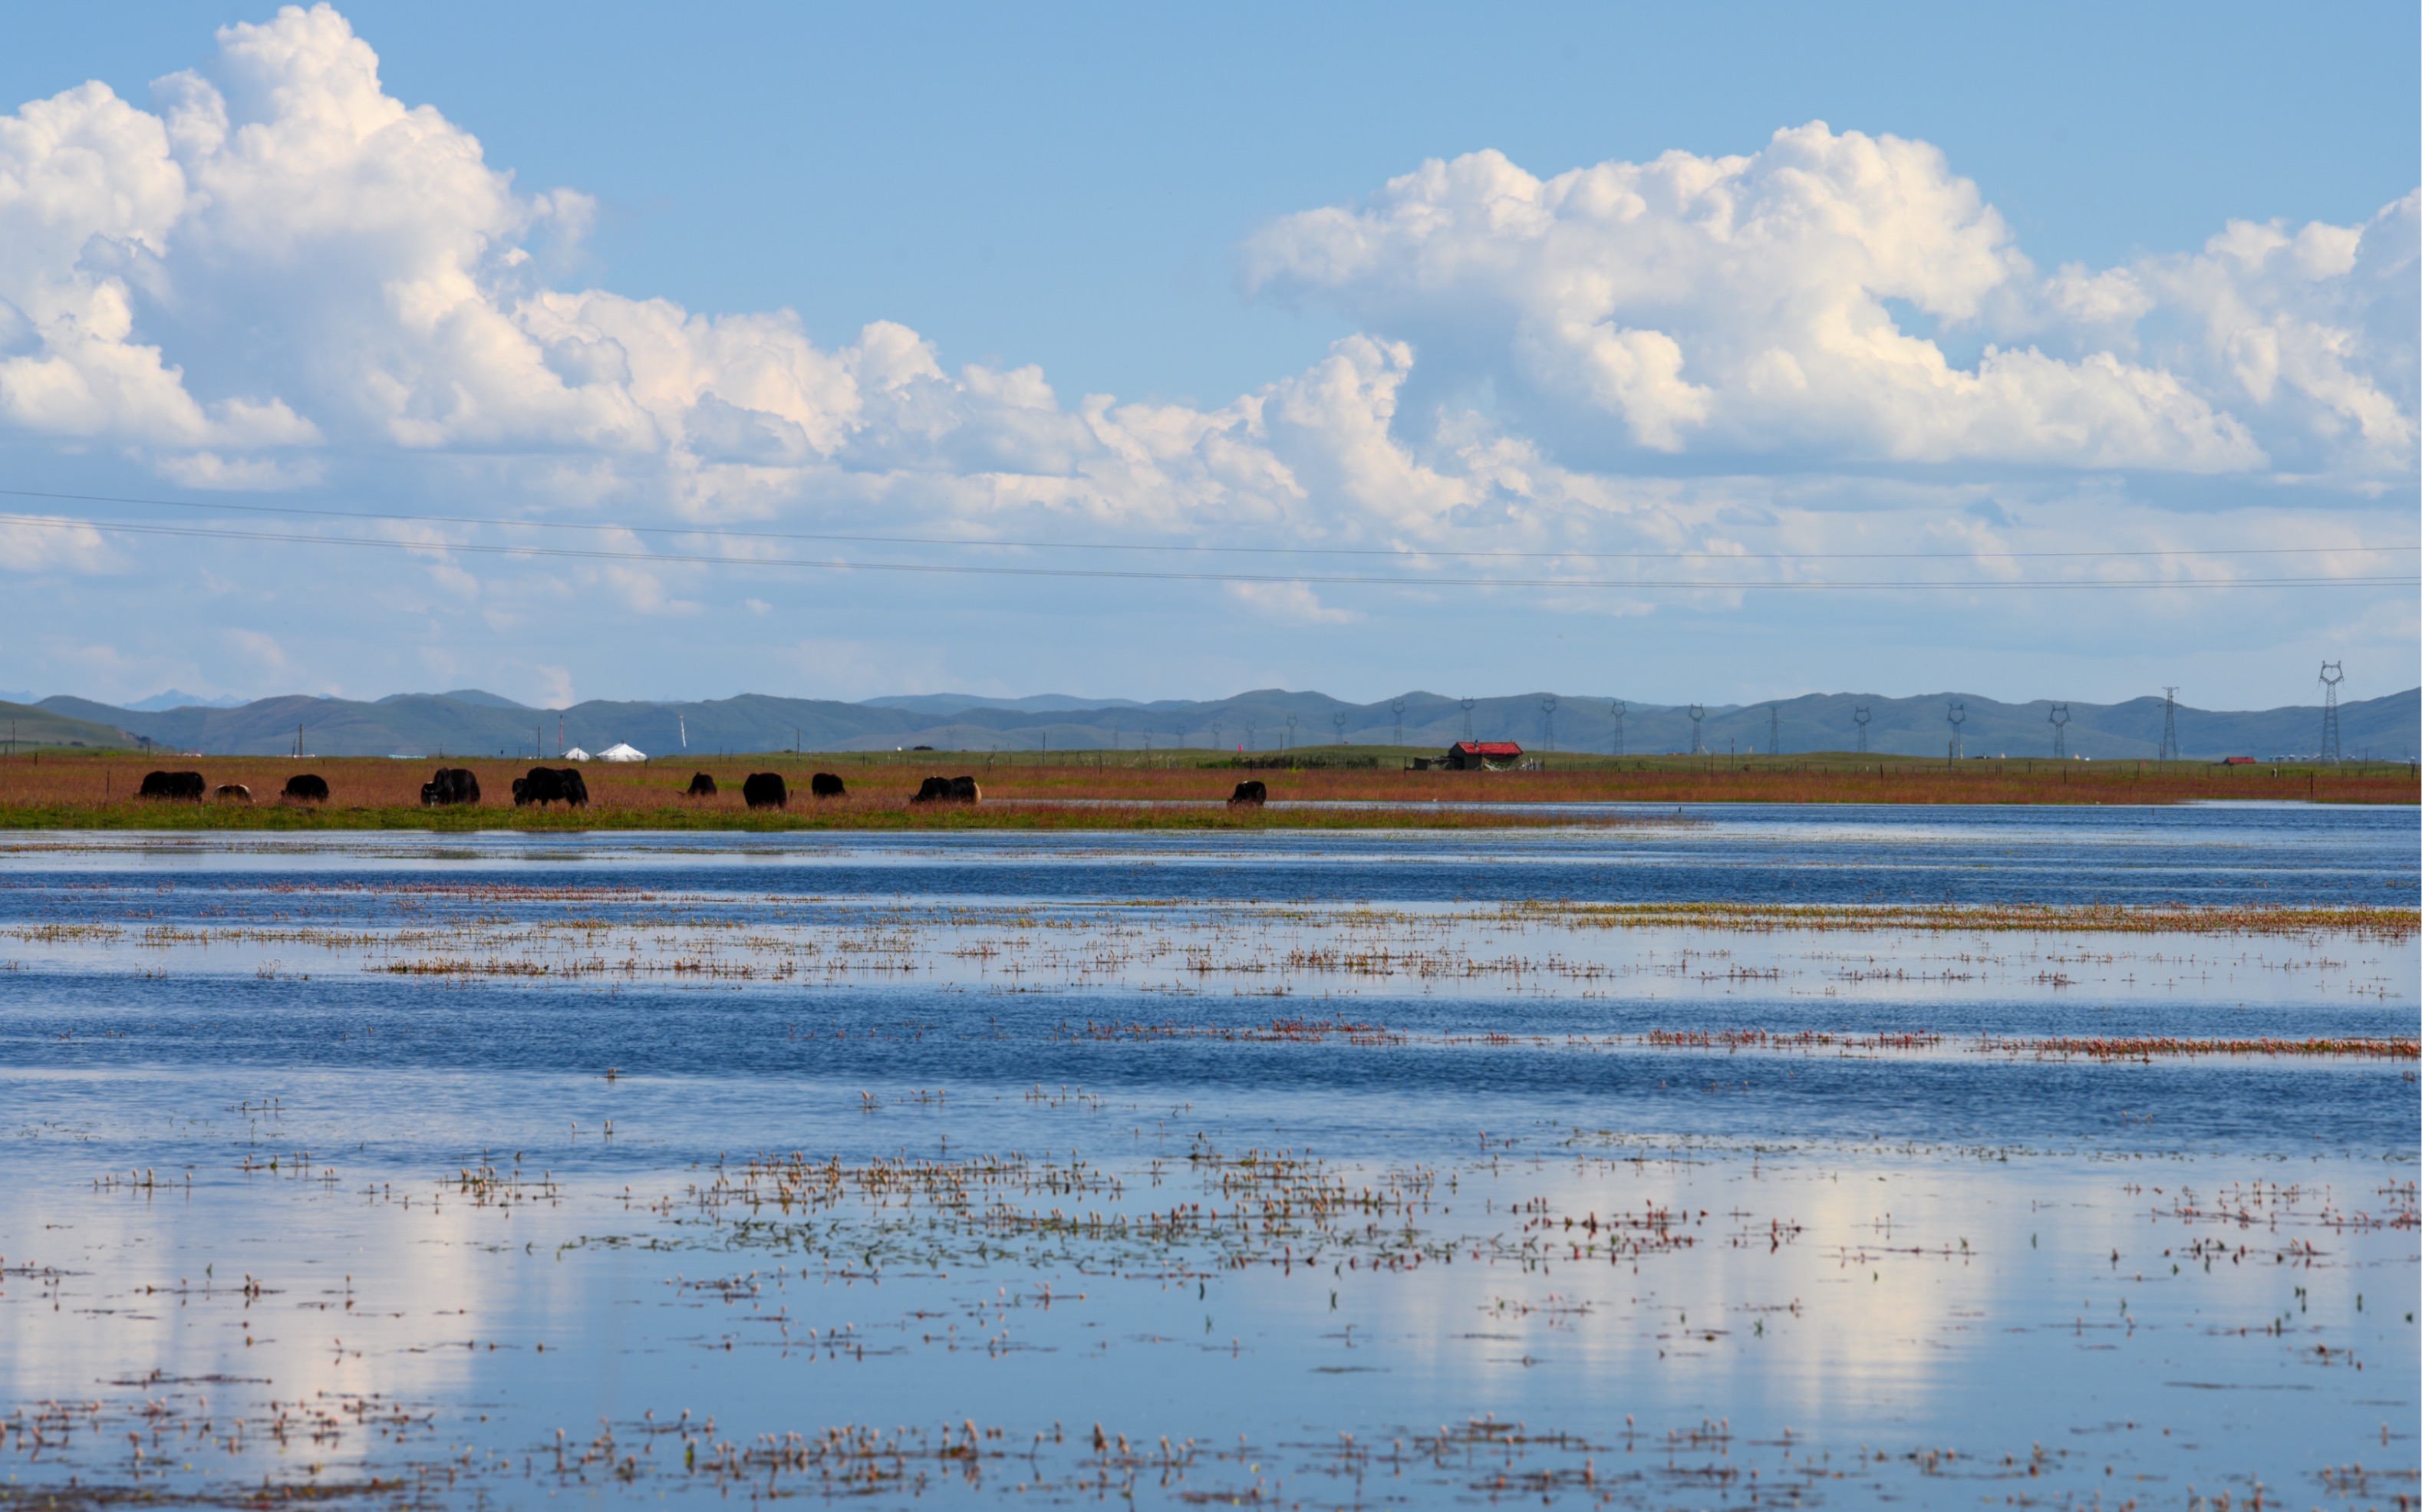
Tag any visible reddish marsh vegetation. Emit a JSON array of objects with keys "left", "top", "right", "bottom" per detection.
[{"left": 0, "top": 749, "right": 2409, "bottom": 828}]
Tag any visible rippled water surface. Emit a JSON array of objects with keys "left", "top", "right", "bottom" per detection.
[{"left": 2, "top": 805, "right": 2414, "bottom": 1508}]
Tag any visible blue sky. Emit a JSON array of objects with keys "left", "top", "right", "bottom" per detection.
[{"left": 0, "top": 2, "right": 2414, "bottom": 710}]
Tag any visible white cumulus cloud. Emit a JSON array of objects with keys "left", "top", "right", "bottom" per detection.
[
  {"left": 1245, "top": 124, "right": 2409, "bottom": 480},
  {"left": 0, "top": 4, "right": 2407, "bottom": 601}
]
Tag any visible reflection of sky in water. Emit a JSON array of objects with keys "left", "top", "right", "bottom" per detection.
[{"left": 0, "top": 812, "right": 2413, "bottom": 1506}]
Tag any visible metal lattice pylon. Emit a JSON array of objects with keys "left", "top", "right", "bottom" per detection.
[
  {"left": 2049, "top": 703, "right": 2070, "bottom": 759},
  {"left": 1767, "top": 705, "right": 1779, "bottom": 756},
  {"left": 1460, "top": 697, "right": 1477, "bottom": 744},
  {"left": 1609, "top": 699, "right": 1626, "bottom": 757},
  {"left": 1853, "top": 704, "right": 1870, "bottom": 753},
  {"left": 1688, "top": 703, "right": 1707, "bottom": 756},
  {"left": 1946, "top": 701, "right": 1966, "bottom": 761},
  {"left": 1541, "top": 695, "right": 1558, "bottom": 753},
  {"left": 1390, "top": 698, "right": 1405, "bottom": 747},
  {"left": 2158, "top": 687, "right": 2180, "bottom": 761},
  {"left": 2318, "top": 663, "right": 2344, "bottom": 763}
]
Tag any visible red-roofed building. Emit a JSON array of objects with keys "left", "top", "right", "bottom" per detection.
[{"left": 1445, "top": 740, "right": 1524, "bottom": 770}]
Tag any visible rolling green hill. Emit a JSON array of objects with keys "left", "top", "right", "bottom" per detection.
[
  {"left": 0, "top": 700, "right": 140, "bottom": 752},
  {"left": 23, "top": 686, "right": 2417, "bottom": 760}
]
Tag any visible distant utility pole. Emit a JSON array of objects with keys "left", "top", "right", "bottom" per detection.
[
  {"left": 1767, "top": 705, "right": 1778, "bottom": 756},
  {"left": 2158, "top": 687, "right": 2180, "bottom": 761},
  {"left": 1947, "top": 701, "right": 1966, "bottom": 762},
  {"left": 1389, "top": 699, "right": 1405, "bottom": 747},
  {"left": 1459, "top": 697, "right": 1477, "bottom": 743},
  {"left": 2049, "top": 703, "right": 2070, "bottom": 759},
  {"left": 1853, "top": 704, "right": 1871, "bottom": 754},
  {"left": 1609, "top": 700, "right": 1626, "bottom": 757},
  {"left": 1688, "top": 704, "right": 1707, "bottom": 756},
  {"left": 1332, "top": 712, "right": 1347, "bottom": 745},
  {"left": 2318, "top": 662, "right": 2344, "bottom": 764},
  {"left": 1541, "top": 694, "right": 1557, "bottom": 753},
  {"left": 1284, "top": 713, "right": 1297, "bottom": 750}
]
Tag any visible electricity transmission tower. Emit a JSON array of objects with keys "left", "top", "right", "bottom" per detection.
[
  {"left": 1541, "top": 695, "right": 1557, "bottom": 752},
  {"left": 1332, "top": 712, "right": 1347, "bottom": 745},
  {"left": 1389, "top": 698, "right": 1405, "bottom": 746},
  {"left": 1688, "top": 704, "right": 1707, "bottom": 756},
  {"left": 2318, "top": 662, "right": 2344, "bottom": 763},
  {"left": 1609, "top": 700, "right": 1626, "bottom": 757},
  {"left": 1284, "top": 713, "right": 1297, "bottom": 750},
  {"left": 1767, "top": 705, "right": 1779, "bottom": 756},
  {"left": 1460, "top": 698, "right": 1477, "bottom": 743},
  {"left": 2049, "top": 703, "right": 2070, "bottom": 759},
  {"left": 1244, "top": 720, "right": 1256, "bottom": 751},
  {"left": 1946, "top": 701, "right": 1966, "bottom": 761},
  {"left": 1853, "top": 704, "right": 1871, "bottom": 753},
  {"left": 2158, "top": 687, "right": 2180, "bottom": 761}
]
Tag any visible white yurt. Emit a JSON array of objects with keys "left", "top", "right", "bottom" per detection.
[
  {"left": 596, "top": 743, "right": 648, "bottom": 763},
  {"left": 562, "top": 746, "right": 592, "bottom": 762}
]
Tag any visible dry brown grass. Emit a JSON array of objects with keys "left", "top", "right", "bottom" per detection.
[{"left": 0, "top": 749, "right": 2408, "bottom": 828}]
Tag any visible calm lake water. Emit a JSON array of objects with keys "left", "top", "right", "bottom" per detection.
[{"left": 1, "top": 804, "right": 2414, "bottom": 1508}]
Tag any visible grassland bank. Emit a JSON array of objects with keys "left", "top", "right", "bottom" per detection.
[{"left": 0, "top": 746, "right": 2410, "bottom": 828}]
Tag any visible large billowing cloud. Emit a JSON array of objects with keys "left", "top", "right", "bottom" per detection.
[
  {"left": 1244, "top": 128, "right": 2413, "bottom": 480},
  {"left": 0, "top": 2, "right": 2410, "bottom": 562}
]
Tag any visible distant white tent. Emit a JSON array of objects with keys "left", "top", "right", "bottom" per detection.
[
  {"left": 562, "top": 746, "right": 592, "bottom": 762},
  {"left": 596, "top": 743, "right": 648, "bottom": 763}
]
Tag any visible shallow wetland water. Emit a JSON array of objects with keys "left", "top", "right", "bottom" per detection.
[{"left": 1, "top": 804, "right": 2415, "bottom": 1509}]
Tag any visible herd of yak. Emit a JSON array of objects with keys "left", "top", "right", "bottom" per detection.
[{"left": 128, "top": 765, "right": 1003, "bottom": 809}]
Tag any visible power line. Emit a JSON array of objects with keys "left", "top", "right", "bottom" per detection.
[
  {"left": 0, "top": 487, "right": 2414, "bottom": 565},
  {"left": 4, "top": 512, "right": 2410, "bottom": 594}
]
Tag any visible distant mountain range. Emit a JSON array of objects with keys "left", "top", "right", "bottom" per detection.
[{"left": 2, "top": 686, "right": 2413, "bottom": 761}]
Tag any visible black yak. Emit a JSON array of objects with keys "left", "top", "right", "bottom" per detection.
[
  {"left": 809, "top": 772, "right": 846, "bottom": 798},
  {"left": 1227, "top": 780, "right": 1267, "bottom": 806},
  {"left": 513, "top": 767, "right": 588, "bottom": 807},
  {"left": 137, "top": 770, "right": 206, "bottom": 802},
  {"left": 420, "top": 767, "right": 480, "bottom": 806},
  {"left": 912, "top": 775, "right": 980, "bottom": 803},
  {"left": 281, "top": 773, "right": 329, "bottom": 802},
  {"left": 742, "top": 772, "right": 788, "bottom": 809},
  {"left": 684, "top": 772, "right": 717, "bottom": 797}
]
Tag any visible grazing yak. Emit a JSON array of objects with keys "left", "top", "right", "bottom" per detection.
[
  {"left": 1227, "top": 780, "right": 1267, "bottom": 806},
  {"left": 684, "top": 772, "right": 717, "bottom": 798},
  {"left": 512, "top": 767, "right": 589, "bottom": 807},
  {"left": 742, "top": 772, "right": 788, "bottom": 809},
  {"left": 420, "top": 767, "right": 481, "bottom": 806},
  {"left": 911, "top": 775, "right": 981, "bottom": 804},
  {"left": 213, "top": 784, "right": 252, "bottom": 804},
  {"left": 809, "top": 772, "right": 846, "bottom": 799},
  {"left": 137, "top": 770, "right": 206, "bottom": 802},
  {"left": 281, "top": 773, "right": 329, "bottom": 802}
]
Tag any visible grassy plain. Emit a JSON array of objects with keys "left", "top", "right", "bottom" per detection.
[{"left": 0, "top": 746, "right": 2410, "bottom": 829}]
